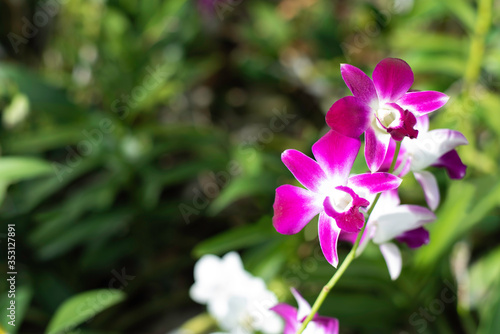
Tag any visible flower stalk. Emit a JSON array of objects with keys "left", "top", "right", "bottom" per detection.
[{"left": 295, "top": 141, "right": 402, "bottom": 334}]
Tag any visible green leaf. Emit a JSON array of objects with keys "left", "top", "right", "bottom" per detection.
[
  {"left": 45, "top": 289, "right": 126, "bottom": 334},
  {"left": 35, "top": 210, "right": 132, "bottom": 260},
  {"left": 415, "top": 178, "right": 500, "bottom": 270},
  {"left": 0, "top": 157, "right": 53, "bottom": 183},
  {"left": 207, "top": 174, "right": 275, "bottom": 216},
  {"left": 477, "top": 277, "right": 500, "bottom": 334},
  {"left": 442, "top": 0, "right": 475, "bottom": 32},
  {"left": 192, "top": 217, "right": 276, "bottom": 257},
  {"left": 469, "top": 246, "right": 500, "bottom": 308}
]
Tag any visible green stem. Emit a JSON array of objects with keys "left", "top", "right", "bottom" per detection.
[
  {"left": 463, "top": 0, "right": 492, "bottom": 93},
  {"left": 295, "top": 141, "right": 402, "bottom": 334}
]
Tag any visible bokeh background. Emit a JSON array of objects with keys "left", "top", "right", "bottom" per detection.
[{"left": 1, "top": 0, "right": 500, "bottom": 333}]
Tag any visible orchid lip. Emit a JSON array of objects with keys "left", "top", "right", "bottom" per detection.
[
  {"left": 373, "top": 103, "right": 418, "bottom": 141},
  {"left": 323, "top": 186, "right": 370, "bottom": 233},
  {"left": 329, "top": 187, "right": 354, "bottom": 212},
  {"left": 377, "top": 105, "right": 400, "bottom": 128}
]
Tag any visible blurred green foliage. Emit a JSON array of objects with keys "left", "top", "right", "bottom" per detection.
[{"left": 0, "top": 0, "right": 499, "bottom": 333}]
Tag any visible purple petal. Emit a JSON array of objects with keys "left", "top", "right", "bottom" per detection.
[
  {"left": 323, "top": 186, "right": 369, "bottom": 233},
  {"left": 432, "top": 149, "right": 467, "bottom": 179},
  {"left": 270, "top": 303, "right": 298, "bottom": 334},
  {"left": 312, "top": 130, "right": 361, "bottom": 184},
  {"left": 376, "top": 103, "right": 418, "bottom": 141},
  {"left": 365, "top": 126, "right": 392, "bottom": 172},
  {"left": 313, "top": 316, "right": 340, "bottom": 334},
  {"left": 282, "top": 149, "right": 328, "bottom": 193},
  {"left": 273, "top": 185, "right": 322, "bottom": 235},
  {"left": 339, "top": 230, "right": 358, "bottom": 244},
  {"left": 414, "top": 171, "right": 440, "bottom": 210},
  {"left": 398, "top": 91, "right": 449, "bottom": 116},
  {"left": 318, "top": 212, "right": 342, "bottom": 267},
  {"left": 379, "top": 242, "right": 402, "bottom": 280},
  {"left": 373, "top": 58, "right": 414, "bottom": 103},
  {"left": 340, "top": 63, "right": 378, "bottom": 106},
  {"left": 291, "top": 288, "right": 312, "bottom": 322},
  {"left": 396, "top": 227, "right": 430, "bottom": 249},
  {"left": 326, "top": 96, "right": 372, "bottom": 138},
  {"left": 348, "top": 172, "right": 402, "bottom": 196}
]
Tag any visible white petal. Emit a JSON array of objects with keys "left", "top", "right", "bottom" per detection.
[
  {"left": 414, "top": 171, "right": 440, "bottom": 210},
  {"left": 406, "top": 129, "right": 468, "bottom": 171},
  {"left": 372, "top": 205, "right": 435, "bottom": 244},
  {"left": 369, "top": 189, "right": 400, "bottom": 222},
  {"left": 379, "top": 243, "right": 402, "bottom": 280},
  {"left": 291, "top": 288, "right": 312, "bottom": 322}
]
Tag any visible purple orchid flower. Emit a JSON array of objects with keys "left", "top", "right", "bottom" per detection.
[
  {"left": 342, "top": 190, "right": 435, "bottom": 280},
  {"left": 271, "top": 288, "right": 339, "bottom": 334},
  {"left": 326, "top": 58, "right": 449, "bottom": 172},
  {"left": 273, "top": 130, "right": 401, "bottom": 267},
  {"left": 377, "top": 115, "right": 468, "bottom": 210}
]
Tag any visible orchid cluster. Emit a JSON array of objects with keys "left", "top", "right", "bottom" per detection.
[
  {"left": 272, "top": 58, "right": 467, "bottom": 332},
  {"left": 190, "top": 252, "right": 283, "bottom": 334}
]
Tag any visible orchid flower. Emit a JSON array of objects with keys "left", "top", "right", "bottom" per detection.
[
  {"left": 273, "top": 130, "right": 401, "bottom": 267},
  {"left": 326, "top": 58, "right": 449, "bottom": 172},
  {"left": 343, "top": 190, "right": 435, "bottom": 280},
  {"left": 377, "top": 115, "right": 468, "bottom": 210},
  {"left": 190, "top": 252, "right": 283, "bottom": 334},
  {"left": 271, "top": 289, "right": 339, "bottom": 334}
]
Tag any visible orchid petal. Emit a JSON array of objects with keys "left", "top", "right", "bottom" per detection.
[
  {"left": 407, "top": 129, "right": 468, "bottom": 171},
  {"left": 348, "top": 172, "right": 402, "bottom": 197},
  {"left": 369, "top": 189, "right": 401, "bottom": 222},
  {"left": 379, "top": 242, "right": 402, "bottom": 280},
  {"left": 415, "top": 114, "right": 429, "bottom": 132},
  {"left": 291, "top": 288, "right": 312, "bottom": 322},
  {"left": 378, "top": 139, "right": 410, "bottom": 176},
  {"left": 340, "top": 63, "right": 378, "bottom": 106},
  {"left": 318, "top": 212, "right": 341, "bottom": 267},
  {"left": 273, "top": 185, "right": 322, "bottom": 235},
  {"left": 339, "top": 230, "right": 358, "bottom": 244},
  {"left": 270, "top": 303, "right": 298, "bottom": 334},
  {"left": 372, "top": 205, "right": 436, "bottom": 244},
  {"left": 314, "top": 316, "right": 340, "bottom": 334},
  {"left": 373, "top": 58, "right": 414, "bottom": 103},
  {"left": 432, "top": 149, "right": 467, "bottom": 179},
  {"left": 414, "top": 171, "right": 440, "bottom": 210},
  {"left": 312, "top": 130, "right": 361, "bottom": 184},
  {"left": 396, "top": 227, "right": 430, "bottom": 249},
  {"left": 190, "top": 252, "right": 248, "bottom": 304},
  {"left": 326, "top": 96, "right": 372, "bottom": 138},
  {"left": 365, "top": 127, "right": 392, "bottom": 172},
  {"left": 282, "top": 149, "right": 328, "bottom": 193},
  {"left": 355, "top": 220, "right": 376, "bottom": 257},
  {"left": 398, "top": 91, "right": 449, "bottom": 116}
]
